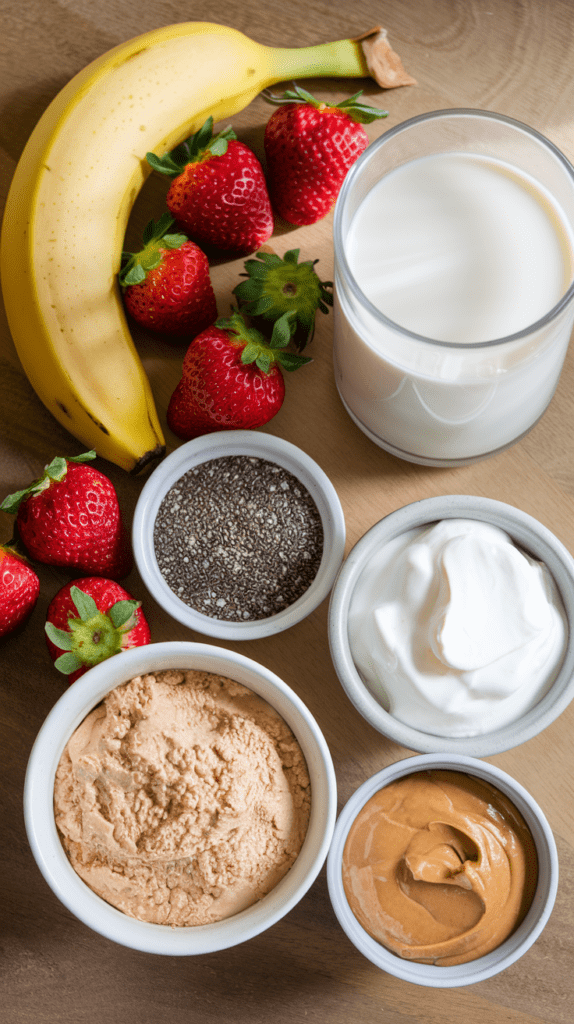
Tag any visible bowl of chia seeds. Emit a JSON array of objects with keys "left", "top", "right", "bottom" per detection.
[{"left": 132, "top": 430, "right": 346, "bottom": 639}]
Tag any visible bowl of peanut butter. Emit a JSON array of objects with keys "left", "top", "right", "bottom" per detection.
[{"left": 327, "top": 753, "right": 557, "bottom": 986}]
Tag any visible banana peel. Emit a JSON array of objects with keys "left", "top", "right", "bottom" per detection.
[{"left": 0, "top": 22, "right": 414, "bottom": 472}]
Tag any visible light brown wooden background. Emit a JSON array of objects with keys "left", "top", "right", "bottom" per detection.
[{"left": 2, "top": 2, "right": 574, "bottom": 1022}]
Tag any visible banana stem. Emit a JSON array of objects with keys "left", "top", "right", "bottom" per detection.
[{"left": 266, "top": 37, "right": 369, "bottom": 85}]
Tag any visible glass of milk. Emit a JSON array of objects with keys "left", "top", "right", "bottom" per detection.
[{"left": 333, "top": 109, "right": 574, "bottom": 466}]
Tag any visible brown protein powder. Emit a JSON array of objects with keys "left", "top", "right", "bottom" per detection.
[{"left": 54, "top": 668, "right": 312, "bottom": 925}]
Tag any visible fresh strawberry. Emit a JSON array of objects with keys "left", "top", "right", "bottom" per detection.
[
  {"left": 233, "top": 247, "right": 333, "bottom": 350},
  {"left": 120, "top": 213, "right": 217, "bottom": 337},
  {"left": 147, "top": 116, "right": 273, "bottom": 254},
  {"left": 167, "top": 309, "right": 310, "bottom": 440},
  {"left": 0, "top": 452, "right": 132, "bottom": 579},
  {"left": 0, "top": 545, "right": 40, "bottom": 638},
  {"left": 45, "top": 577, "right": 151, "bottom": 684},
  {"left": 263, "top": 85, "right": 388, "bottom": 226}
]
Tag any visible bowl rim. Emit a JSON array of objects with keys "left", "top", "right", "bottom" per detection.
[
  {"left": 132, "top": 430, "right": 346, "bottom": 640},
  {"left": 24, "top": 641, "right": 337, "bottom": 955},
  {"left": 328, "top": 494, "right": 574, "bottom": 756},
  {"left": 326, "top": 752, "right": 559, "bottom": 988}
]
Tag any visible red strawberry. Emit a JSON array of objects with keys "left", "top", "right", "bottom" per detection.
[
  {"left": 263, "top": 85, "right": 388, "bottom": 226},
  {"left": 0, "top": 452, "right": 132, "bottom": 579},
  {"left": 167, "top": 309, "right": 310, "bottom": 440},
  {"left": 147, "top": 117, "right": 273, "bottom": 254},
  {"left": 120, "top": 214, "right": 217, "bottom": 337},
  {"left": 45, "top": 577, "right": 151, "bottom": 684},
  {"left": 0, "top": 545, "right": 40, "bottom": 637}
]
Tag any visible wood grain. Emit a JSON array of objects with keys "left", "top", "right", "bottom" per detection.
[{"left": 2, "top": 1, "right": 574, "bottom": 1022}]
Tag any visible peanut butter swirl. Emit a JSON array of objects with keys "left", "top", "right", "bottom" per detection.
[{"left": 342, "top": 770, "right": 538, "bottom": 966}]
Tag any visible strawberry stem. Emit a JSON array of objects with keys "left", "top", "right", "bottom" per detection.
[
  {"left": 119, "top": 214, "right": 188, "bottom": 287},
  {"left": 216, "top": 309, "right": 311, "bottom": 373},
  {"left": 262, "top": 82, "right": 388, "bottom": 124},
  {"left": 0, "top": 452, "right": 96, "bottom": 515},
  {"left": 233, "top": 249, "right": 333, "bottom": 349},
  {"left": 146, "top": 116, "right": 237, "bottom": 177},
  {"left": 45, "top": 585, "right": 140, "bottom": 675}
]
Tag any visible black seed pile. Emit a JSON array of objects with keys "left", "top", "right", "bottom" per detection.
[{"left": 153, "top": 455, "right": 325, "bottom": 622}]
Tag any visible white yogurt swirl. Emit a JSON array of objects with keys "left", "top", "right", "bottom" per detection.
[{"left": 348, "top": 518, "right": 568, "bottom": 737}]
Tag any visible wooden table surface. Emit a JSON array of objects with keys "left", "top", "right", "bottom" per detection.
[{"left": 2, "top": 1, "right": 574, "bottom": 1022}]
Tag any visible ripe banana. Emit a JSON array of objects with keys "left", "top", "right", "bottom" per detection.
[{"left": 0, "top": 21, "right": 404, "bottom": 472}]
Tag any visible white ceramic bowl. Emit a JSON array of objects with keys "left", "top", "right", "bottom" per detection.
[
  {"left": 24, "top": 642, "right": 337, "bottom": 955},
  {"left": 327, "top": 753, "right": 558, "bottom": 987},
  {"left": 328, "top": 495, "right": 574, "bottom": 756},
  {"left": 133, "top": 431, "right": 346, "bottom": 640}
]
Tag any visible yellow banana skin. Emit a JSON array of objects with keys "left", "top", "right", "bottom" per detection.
[{"left": 0, "top": 22, "right": 371, "bottom": 472}]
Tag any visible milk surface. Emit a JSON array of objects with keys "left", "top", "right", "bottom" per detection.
[
  {"left": 347, "top": 153, "right": 570, "bottom": 343},
  {"left": 334, "top": 151, "right": 574, "bottom": 462}
]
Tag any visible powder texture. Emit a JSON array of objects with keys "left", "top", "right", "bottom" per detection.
[{"left": 53, "top": 669, "right": 311, "bottom": 926}]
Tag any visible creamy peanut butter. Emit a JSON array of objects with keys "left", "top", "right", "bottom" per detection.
[{"left": 342, "top": 770, "right": 537, "bottom": 966}]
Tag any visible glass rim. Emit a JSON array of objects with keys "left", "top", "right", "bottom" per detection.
[{"left": 333, "top": 107, "right": 574, "bottom": 351}]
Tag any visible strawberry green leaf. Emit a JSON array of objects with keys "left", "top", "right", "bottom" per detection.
[
  {"left": 161, "top": 232, "right": 189, "bottom": 250},
  {"left": 245, "top": 295, "right": 275, "bottom": 317},
  {"left": 0, "top": 487, "right": 36, "bottom": 515},
  {"left": 67, "top": 451, "right": 97, "bottom": 464},
  {"left": 240, "top": 260, "right": 270, "bottom": 281},
  {"left": 276, "top": 351, "right": 313, "bottom": 371},
  {"left": 191, "top": 115, "right": 215, "bottom": 153},
  {"left": 253, "top": 251, "right": 283, "bottom": 266},
  {"left": 44, "top": 456, "right": 68, "bottom": 480},
  {"left": 146, "top": 117, "right": 237, "bottom": 176},
  {"left": 232, "top": 249, "right": 333, "bottom": 350},
  {"left": 241, "top": 340, "right": 266, "bottom": 366},
  {"left": 70, "top": 586, "right": 99, "bottom": 622},
  {"left": 283, "top": 249, "right": 300, "bottom": 264},
  {"left": 336, "top": 91, "right": 389, "bottom": 124},
  {"left": 0, "top": 452, "right": 95, "bottom": 514},
  {"left": 255, "top": 351, "right": 272, "bottom": 375},
  {"left": 269, "top": 312, "right": 295, "bottom": 350},
  {"left": 139, "top": 251, "right": 163, "bottom": 273},
  {"left": 108, "top": 599, "right": 140, "bottom": 629},
  {"left": 121, "top": 264, "right": 147, "bottom": 286},
  {"left": 263, "top": 83, "right": 388, "bottom": 124},
  {"left": 54, "top": 652, "right": 83, "bottom": 675},
  {"left": 216, "top": 308, "right": 309, "bottom": 375},
  {"left": 45, "top": 622, "right": 74, "bottom": 650},
  {"left": 263, "top": 83, "right": 319, "bottom": 108},
  {"left": 231, "top": 279, "right": 261, "bottom": 302},
  {"left": 338, "top": 89, "right": 364, "bottom": 106},
  {"left": 209, "top": 137, "right": 229, "bottom": 157},
  {"left": 146, "top": 150, "right": 183, "bottom": 176},
  {"left": 143, "top": 212, "right": 172, "bottom": 245},
  {"left": 119, "top": 215, "right": 189, "bottom": 288}
]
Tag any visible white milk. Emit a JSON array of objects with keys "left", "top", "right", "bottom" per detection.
[{"left": 334, "top": 151, "right": 574, "bottom": 463}]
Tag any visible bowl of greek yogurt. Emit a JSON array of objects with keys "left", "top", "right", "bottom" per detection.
[{"left": 328, "top": 495, "right": 574, "bottom": 756}]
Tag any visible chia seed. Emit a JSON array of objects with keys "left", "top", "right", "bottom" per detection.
[{"left": 153, "top": 455, "right": 324, "bottom": 622}]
